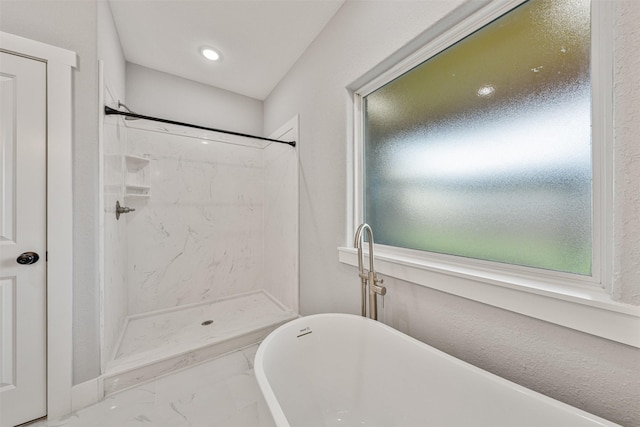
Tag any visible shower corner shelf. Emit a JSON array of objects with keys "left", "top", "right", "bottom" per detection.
[
  {"left": 124, "top": 154, "right": 151, "bottom": 199},
  {"left": 125, "top": 184, "right": 151, "bottom": 199},
  {"left": 125, "top": 154, "right": 150, "bottom": 170}
]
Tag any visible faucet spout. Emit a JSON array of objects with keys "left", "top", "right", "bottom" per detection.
[
  {"left": 354, "top": 223, "right": 386, "bottom": 320},
  {"left": 354, "top": 223, "right": 371, "bottom": 317}
]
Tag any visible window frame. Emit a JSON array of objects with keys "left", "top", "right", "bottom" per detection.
[{"left": 339, "top": 0, "right": 640, "bottom": 347}]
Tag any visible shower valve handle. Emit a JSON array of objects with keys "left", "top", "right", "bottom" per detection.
[{"left": 115, "top": 201, "right": 136, "bottom": 220}]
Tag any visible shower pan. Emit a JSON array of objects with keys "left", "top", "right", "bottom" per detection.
[{"left": 101, "top": 97, "right": 299, "bottom": 394}]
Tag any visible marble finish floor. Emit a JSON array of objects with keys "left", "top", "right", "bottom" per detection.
[{"left": 29, "top": 345, "right": 275, "bottom": 427}]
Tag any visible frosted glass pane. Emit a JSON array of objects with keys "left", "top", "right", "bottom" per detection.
[{"left": 363, "top": 0, "right": 592, "bottom": 275}]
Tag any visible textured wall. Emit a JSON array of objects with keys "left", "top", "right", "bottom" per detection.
[
  {"left": 264, "top": 1, "right": 640, "bottom": 426},
  {"left": 380, "top": 277, "right": 639, "bottom": 427},
  {"left": 613, "top": 1, "right": 640, "bottom": 305}
]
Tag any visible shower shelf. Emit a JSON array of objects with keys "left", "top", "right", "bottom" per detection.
[
  {"left": 125, "top": 184, "right": 150, "bottom": 191},
  {"left": 125, "top": 154, "right": 150, "bottom": 170},
  {"left": 125, "top": 184, "right": 151, "bottom": 199},
  {"left": 124, "top": 154, "right": 151, "bottom": 199},
  {"left": 124, "top": 192, "right": 150, "bottom": 199}
]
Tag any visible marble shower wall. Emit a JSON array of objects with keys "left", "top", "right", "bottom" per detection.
[
  {"left": 125, "top": 128, "right": 268, "bottom": 315},
  {"left": 102, "top": 98, "right": 129, "bottom": 363},
  {"left": 263, "top": 135, "right": 299, "bottom": 312}
]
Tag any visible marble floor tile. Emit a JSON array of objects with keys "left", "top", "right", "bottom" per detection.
[{"left": 27, "top": 345, "right": 275, "bottom": 427}]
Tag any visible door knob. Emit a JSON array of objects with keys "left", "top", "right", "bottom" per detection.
[{"left": 17, "top": 251, "right": 40, "bottom": 265}]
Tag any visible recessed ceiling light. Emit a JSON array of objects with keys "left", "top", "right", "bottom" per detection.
[{"left": 201, "top": 47, "right": 220, "bottom": 61}]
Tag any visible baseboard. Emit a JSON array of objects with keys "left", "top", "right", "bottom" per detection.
[{"left": 71, "top": 376, "right": 104, "bottom": 412}]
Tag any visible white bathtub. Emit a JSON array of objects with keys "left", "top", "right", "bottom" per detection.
[{"left": 255, "top": 313, "right": 619, "bottom": 427}]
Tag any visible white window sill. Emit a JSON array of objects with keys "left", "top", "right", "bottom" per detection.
[{"left": 337, "top": 246, "right": 640, "bottom": 348}]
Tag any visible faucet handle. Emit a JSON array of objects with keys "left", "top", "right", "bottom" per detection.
[
  {"left": 372, "top": 281, "right": 386, "bottom": 296},
  {"left": 376, "top": 281, "right": 386, "bottom": 310},
  {"left": 378, "top": 283, "right": 386, "bottom": 311},
  {"left": 373, "top": 275, "right": 385, "bottom": 294}
]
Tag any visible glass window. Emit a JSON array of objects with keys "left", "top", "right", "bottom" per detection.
[{"left": 363, "top": 0, "right": 592, "bottom": 275}]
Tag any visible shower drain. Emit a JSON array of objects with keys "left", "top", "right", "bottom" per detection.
[{"left": 201, "top": 320, "right": 214, "bottom": 326}]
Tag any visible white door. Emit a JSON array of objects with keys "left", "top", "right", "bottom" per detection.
[{"left": 0, "top": 51, "right": 47, "bottom": 426}]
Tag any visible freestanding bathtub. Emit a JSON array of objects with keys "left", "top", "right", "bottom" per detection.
[{"left": 255, "top": 313, "right": 619, "bottom": 427}]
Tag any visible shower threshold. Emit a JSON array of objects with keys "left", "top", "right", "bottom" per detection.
[{"left": 103, "top": 289, "right": 297, "bottom": 395}]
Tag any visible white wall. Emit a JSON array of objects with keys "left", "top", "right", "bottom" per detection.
[
  {"left": 98, "top": 0, "right": 126, "bottom": 102},
  {"left": 263, "top": 121, "right": 299, "bottom": 312},
  {"left": 98, "top": 0, "right": 129, "bottom": 374},
  {"left": 613, "top": 0, "right": 640, "bottom": 304},
  {"left": 263, "top": 1, "right": 640, "bottom": 426},
  {"left": 126, "top": 63, "right": 263, "bottom": 136},
  {"left": 0, "top": 0, "right": 101, "bottom": 385}
]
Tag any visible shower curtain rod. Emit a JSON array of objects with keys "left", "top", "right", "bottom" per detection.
[{"left": 104, "top": 106, "right": 296, "bottom": 147}]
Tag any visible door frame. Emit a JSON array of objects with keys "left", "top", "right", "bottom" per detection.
[{"left": 0, "top": 32, "right": 76, "bottom": 420}]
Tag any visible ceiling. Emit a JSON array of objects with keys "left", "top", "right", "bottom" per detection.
[{"left": 108, "top": 0, "right": 346, "bottom": 100}]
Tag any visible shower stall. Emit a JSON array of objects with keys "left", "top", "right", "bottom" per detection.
[{"left": 99, "top": 80, "right": 299, "bottom": 394}]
